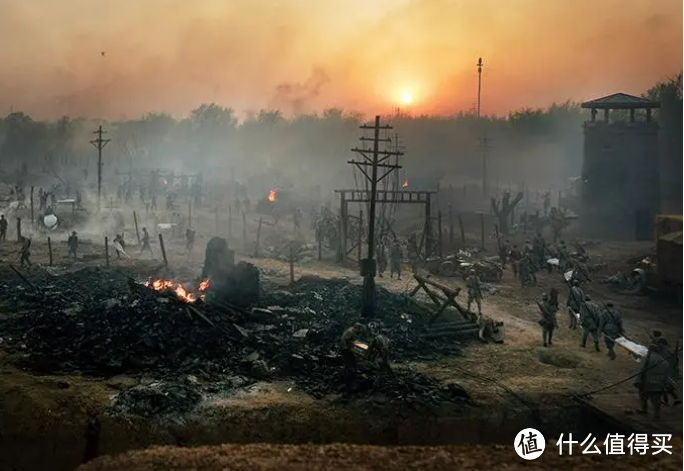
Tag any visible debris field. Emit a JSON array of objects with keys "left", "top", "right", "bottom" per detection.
[{"left": 0, "top": 266, "right": 473, "bottom": 415}]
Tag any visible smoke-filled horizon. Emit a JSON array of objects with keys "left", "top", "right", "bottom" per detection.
[{"left": 0, "top": 0, "right": 681, "bottom": 120}]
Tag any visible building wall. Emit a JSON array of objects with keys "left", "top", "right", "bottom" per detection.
[{"left": 580, "top": 121, "right": 660, "bottom": 239}]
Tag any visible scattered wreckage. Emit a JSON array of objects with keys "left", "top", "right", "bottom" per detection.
[{"left": 426, "top": 249, "right": 503, "bottom": 282}]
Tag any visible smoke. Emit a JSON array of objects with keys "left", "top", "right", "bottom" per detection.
[
  {"left": 0, "top": 0, "right": 681, "bottom": 119},
  {"left": 271, "top": 68, "right": 331, "bottom": 115}
]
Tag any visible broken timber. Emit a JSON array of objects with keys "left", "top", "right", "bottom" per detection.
[{"left": 410, "top": 274, "right": 471, "bottom": 323}]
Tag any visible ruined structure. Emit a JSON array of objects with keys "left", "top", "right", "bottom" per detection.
[{"left": 580, "top": 93, "right": 660, "bottom": 240}]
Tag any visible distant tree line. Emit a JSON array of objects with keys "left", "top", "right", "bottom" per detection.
[{"left": 0, "top": 74, "right": 680, "bottom": 202}]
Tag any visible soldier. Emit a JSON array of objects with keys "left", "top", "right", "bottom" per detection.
[
  {"left": 376, "top": 242, "right": 387, "bottom": 278},
  {"left": 185, "top": 228, "right": 196, "bottom": 254},
  {"left": 580, "top": 294, "right": 601, "bottom": 352},
  {"left": 113, "top": 233, "right": 126, "bottom": 259},
  {"left": 557, "top": 240, "right": 569, "bottom": 271},
  {"left": 140, "top": 227, "right": 153, "bottom": 255},
  {"left": 518, "top": 255, "right": 529, "bottom": 287},
  {"left": 532, "top": 231, "right": 546, "bottom": 268},
  {"left": 572, "top": 259, "right": 591, "bottom": 286},
  {"left": 635, "top": 344, "right": 670, "bottom": 420},
  {"left": 537, "top": 293, "right": 558, "bottom": 347},
  {"left": 653, "top": 337, "right": 681, "bottom": 406},
  {"left": 600, "top": 301, "right": 623, "bottom": 360},
  {"left": 340, "top": 323, "right": 363, "bottom": 375},
  {"left": 367, "top": 334, "right": 391, "bottom": 372},
  {"left": 389, "top": 241, "right": 403, "bottom": 280},
  {"left": 466, "top": 269, "right": 483, "bottom": 315},
  {"left": 509, "top": 244, "right": 521, "bottom": 278},
  {"left": 0, "top": 214, "right": 7, "bottom": 242},
  {"left": 67, "top": 231, "right": 79, "bottom": 259},
  {"left": 566, "top": 279, "right": 584, "bottom": 330},
  {"left": 549, "top": 287, "right": 559, "bottom": 311},
  {"left": 18, "top": 237, "right": 32, "bottom": 268},
  {"left": 498, "top": 238, "right": 510, "bottom": 269}
]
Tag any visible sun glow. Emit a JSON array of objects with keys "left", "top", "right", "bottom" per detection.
[{"left": 400, "top": 91, "right": 414, "bottom": 105}]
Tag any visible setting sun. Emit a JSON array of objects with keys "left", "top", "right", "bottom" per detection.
[{"left": 400, "top": 91, "right": 414, "bottom": 105}]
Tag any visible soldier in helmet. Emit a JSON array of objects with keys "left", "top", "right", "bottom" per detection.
[
  {"left": 580, "top": 294, "right": 601, "bottom": 352},
  {"left": 466, "top": 269, "right": 483, "bottom": 315},
  {"left": 566, "top": 279, "right": 584, "bottom": 330},
  {"left": 367, "top": 334, "right": 391, "bottom": 372},
  {"left": 537, "top": 293, "right": 558, "bottom": 347},
  {"left": 389, "top": 240, "right": 403, "bottom": 280},
  {"left": 600, "top": 301, "right": 623, "bottom": 360},
  {"left": 340, "top": 323, "right": 363, "bottom": 375}
]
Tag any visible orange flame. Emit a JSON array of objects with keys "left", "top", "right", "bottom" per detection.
[
  {"left": 402, "top": 180, "right": 409, "bottom": 188},
  {"left": 268, "top": 189, "right": 277, "bottom": 202},
  {"left": 144, "top": 278, "right": 210, "bottom": 303}
]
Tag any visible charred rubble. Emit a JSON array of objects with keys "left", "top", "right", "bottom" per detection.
[{"left": 0, "top": 266, "right": 471, "bottom": 415}]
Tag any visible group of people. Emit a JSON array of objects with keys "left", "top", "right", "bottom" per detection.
[
  {"left": 499, "top": 232, "right": 591, "bottom": 288},
  {"left": 376, "top": 234, "right": 420, "bottom": 280},
  {"left": 339, "top": 323, "right": 392, "bottom": 383}
]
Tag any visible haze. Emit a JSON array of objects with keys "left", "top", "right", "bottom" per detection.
[{"left": 0, "top": 0, "right": 681, "bottom": 119}]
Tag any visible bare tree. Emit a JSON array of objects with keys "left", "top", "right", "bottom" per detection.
[{"left": 491, "top": 191, "right": 523, "bottom": 235}]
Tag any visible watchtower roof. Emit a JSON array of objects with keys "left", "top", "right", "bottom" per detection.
[{"left": 581, "top": 93, "right": 659, "bottom": 110}]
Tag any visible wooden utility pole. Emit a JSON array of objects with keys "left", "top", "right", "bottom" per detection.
[
  {"left": 476, "top": 57, "right": 484, "bottom": 118},
  {"left": 90, "top": 125, "right": 111, "bottom": 212},
  {"left": 349, "top": 116, "right": 403, "bottom": 318}
]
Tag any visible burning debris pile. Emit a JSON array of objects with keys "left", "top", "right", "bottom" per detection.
[{"left": 0, "top": 267, "right": 471, "bottom": 410}]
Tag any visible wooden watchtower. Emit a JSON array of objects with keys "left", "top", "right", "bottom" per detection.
[{"left": 580, "top": 93, "right": 660, "bottom": 240}]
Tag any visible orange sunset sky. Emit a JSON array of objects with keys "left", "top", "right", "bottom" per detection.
[{"left": 0, "top": 0, "right": 682, "bottom": 120}]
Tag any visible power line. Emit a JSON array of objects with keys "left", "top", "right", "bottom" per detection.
[
  {"left": 90, "top": 125, "right": 111, "bottom": 211},
  {"left": 348, "top": 116, "right": 403, "bottom": 317}
]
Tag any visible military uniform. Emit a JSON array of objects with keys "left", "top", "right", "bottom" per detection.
[
  {"left": 466, "top": 272, "right": 483, "bottom": 315},
  {"left": 509, "top": 245, "right": 521, "bottom": 278},
  {"left": 19, "top": 237, "right": 32, "bottom": 268},
  {"left": 538, "top": 294, "right": 558, "bottom": 347},
  {"left": 367, "top": 334, "right": 391, "bottom": 371},
  {"left": 340, "top": 324, "right": 362, "bottom": 373},
  {"left": 377, "top": 244, "right": 387, "bottom": 278},
  {"left": 389, "top": 242, "right": 403, "bottom": 280},
  {"left": 532, "top": 232, "right": 546, "bottom": 268},
  {"left": 600, "top": 302, "right": 623, "bottom": 360},
  {"left": 566, "top": 281, "right": 584, "bottom": 330},
  {"left": 580, "top": 296, "right": 601, "bottom": 352},
  {"left": 67, "top": 232, "right": 79, "bottom": 259},
  {"left": 636, "top": 345, "right": 670, "bottom": 420},
  {"left": 140, "top": 228, "right": 153, "bottom": 255}
]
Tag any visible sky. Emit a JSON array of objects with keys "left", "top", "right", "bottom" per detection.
[{"left": 0, "top": 0, "right": 681, "bottom": 120}]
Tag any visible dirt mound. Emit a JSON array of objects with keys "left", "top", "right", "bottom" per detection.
[
  {"left": 535, "top": 348, "right": 582, "bottom": 369},
  {"left": 78, "top": 442, "right": 682, "bottom": 471}
]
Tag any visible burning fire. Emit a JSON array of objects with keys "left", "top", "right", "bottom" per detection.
[
  {"left": 402, "top": 180, "right": 409, "bottom": 188},
  {"left": 144, "top": 278, "right": 210, "bottom": 303},
  {"left": 268, "top": 189, "right": 277, "bottom": 202}
]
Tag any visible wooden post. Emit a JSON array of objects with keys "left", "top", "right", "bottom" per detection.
[
  {"left": 30, "top": 186, "right": 34, "bottom": 223},
  {"left": 228, "top": 205, "right": 233, "bottom": 238},
  {"left": 357, "top": 210, "right": 363, "bottom": 261},
  {"left": 133, "top": 211, "right": 141, "bottom": 245},
  {"left": 158, "top": 233, "right": 168, "bottom": 268},
  {"left": 448, "top": 204, "right": 454, "bottom": 244},
  {"left": 188, "top": 200, "right": 192, "bottom": 227},
  {"left": 289, "top": 243, "right": 295, "bottom": 284},
  {"left": 47, "top": 237, "right": 53, "bottom": 266},
  {"left": 437, "top": 210, "right": 443, "bottom": 257},
  {"left": 458, "top": 215, "right": 465, "bottom": 244},
  {"left": 242, "top": 211, "right": 247, "bottom": 246},
  {"left": 480, "top": 212, "right": 485, "bottom": 250},
  {"left": 104, "top": 236, "right": 110, "bottom": 267},
  {"left": 254, "top": 216, "right": 263, "bottom": 257},
  {"left": 16, "top": 218, "right": 21, "bottom": 242}
]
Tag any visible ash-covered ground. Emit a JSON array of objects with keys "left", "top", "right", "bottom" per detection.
[{"left": 0, "top": 266, "right": 472, "bottom": 416}]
